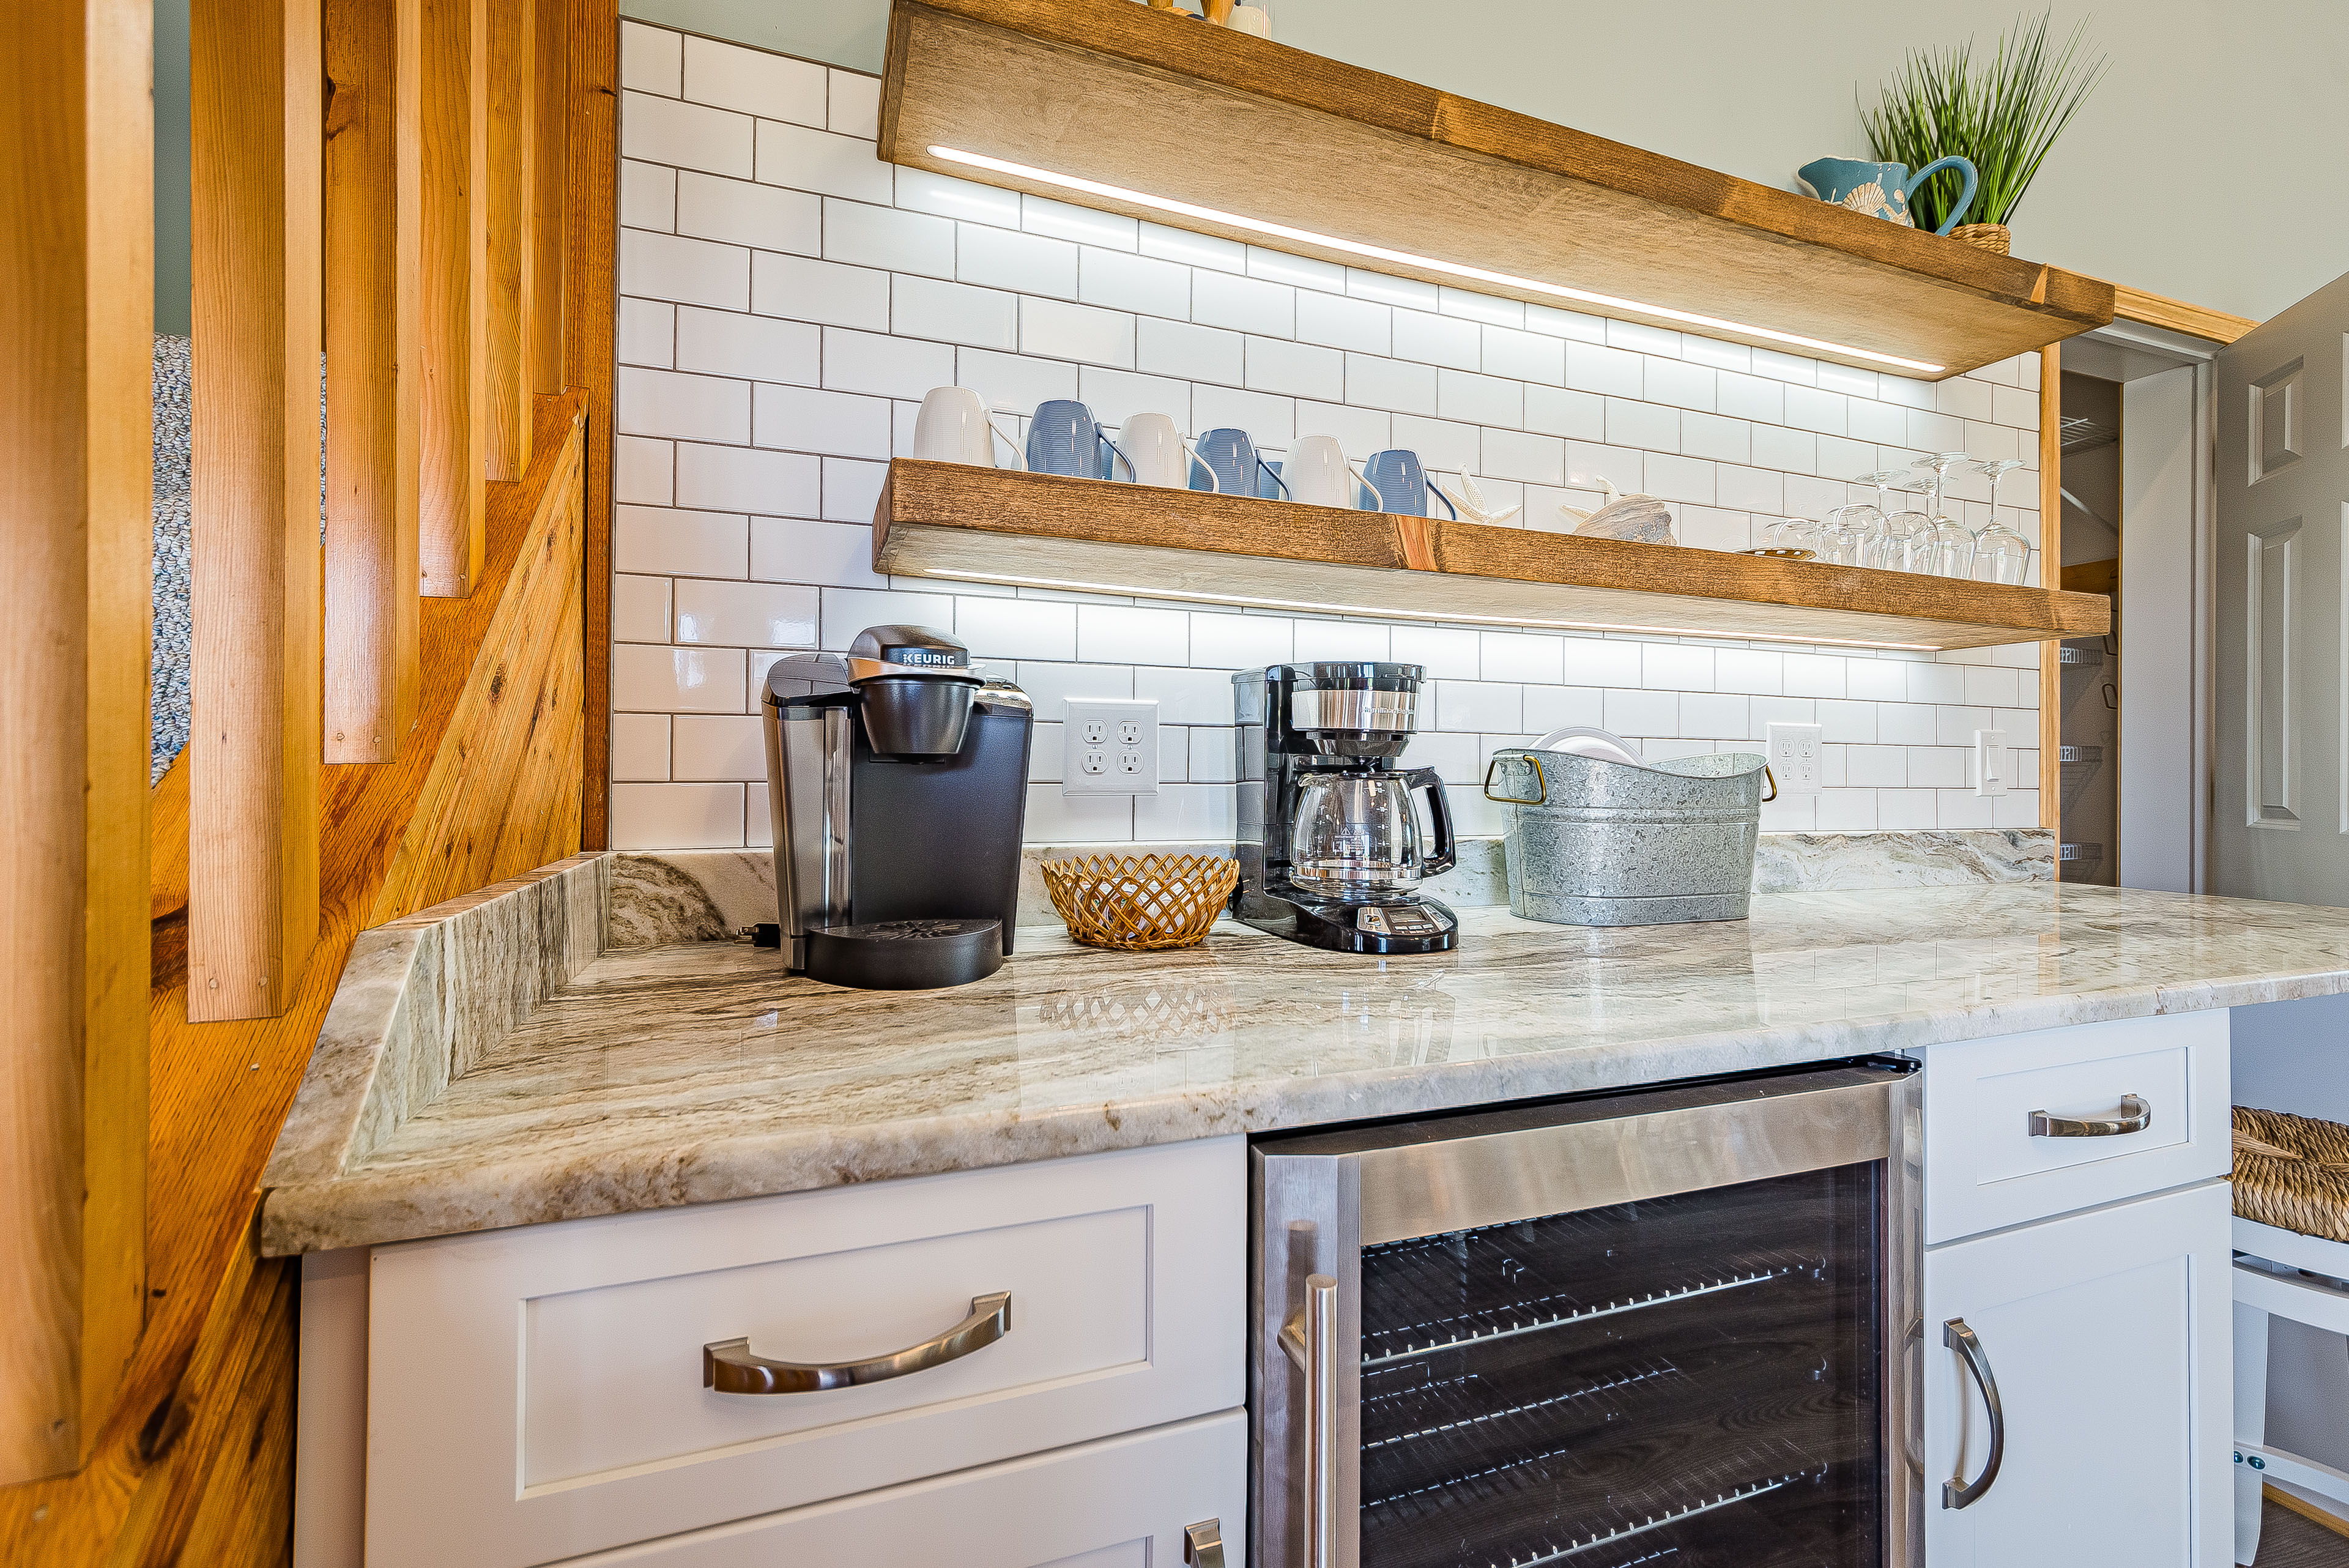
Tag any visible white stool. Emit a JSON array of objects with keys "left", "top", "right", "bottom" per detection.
[{"left": 2233, "top": 1214, "right": 2349, "bottom": 1562}]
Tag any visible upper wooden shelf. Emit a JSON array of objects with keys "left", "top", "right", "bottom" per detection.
[
  {"left": 878, "top": 0, "right": 2115, "bottom": 381},
  {"left": 872, "top": 461, "right": 2112, "bottom": 652}
]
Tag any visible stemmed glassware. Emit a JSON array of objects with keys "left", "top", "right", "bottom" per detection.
[
  {"left": 1859, "top": 469, "right": 1932, "bottom": 572},
  {"left": 1824, "top": 485, "right": 1887, "bottom": 568},
  {"left": 1912, "top": 452, "right": 1977, "bottom": 579},
  {"left": 1972, "top": 458, "right": 2033, "bottom": 585}
]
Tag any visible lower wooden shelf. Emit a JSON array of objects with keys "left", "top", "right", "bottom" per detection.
[{"left": 872, "top": 461, "right": 2112, "bottom": 652}]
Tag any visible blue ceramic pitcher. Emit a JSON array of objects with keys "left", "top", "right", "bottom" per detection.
[{"left": 1796, "top": 155, "right": 1978, "bottom": 236}]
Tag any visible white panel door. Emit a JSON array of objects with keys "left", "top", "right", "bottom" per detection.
[
  {"left": 2214, "top": 270, "right": 2349, "bottom": 901},
  {"left": 1923, "top": 1181, "right": 2230, "bottom": 1567}
]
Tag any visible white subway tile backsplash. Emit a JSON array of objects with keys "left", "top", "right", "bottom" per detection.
[
  {"left": 1392, "top": 310, "right": 1480, "bottom": 372},
  {"left": 756, "top": 121, "right": 891, "bottom": 203},
  {"left": 621, "top": 160, "right": 678, "bottom": 231},
  {"left": 1430, "top": 368, "right": 1517, "bottom": 427},
  {"left": 1192, "top": 270, "right": 1293, "bottom": 337},
  {"left": 752, "top": 516, "right": 883, "bottom": 588},
  {"left": 614, "top": 31, "right": 2044, "bottom": 849},
  {"left": 1293, "top": 619, "right": 1390, "bottom": 661},
  {"left": 957, "top": 595, "right": 1077, "bottom": 660},
  {"left": 622, "top": 229, "right": 750, "bottom": 310},
  {"left": 825, "top": 199, "right": 953, "bottom": 277},
  {"left": 621, "top": 21, "right": 682, "bottom": 95},
  {"left": 1079, "top": 247, "right": 1190, "bottom": 318},
  {"left": 1249, "top": 336, "right": 1345, "bottom": 400},
  {"left": 622, "top": 92, "right": 752, "bottom": 177},
  {"left": 1022, "top": 194, "right": 1136, "bottom": 251}
]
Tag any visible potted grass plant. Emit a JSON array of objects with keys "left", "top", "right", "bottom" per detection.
[{"left": 1861, "top": 11, "right": 2108, "bottom": 253}]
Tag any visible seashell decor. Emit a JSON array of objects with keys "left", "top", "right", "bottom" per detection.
[{"left": 1559, "top": 477, "right": 1676, "bottom": 544}]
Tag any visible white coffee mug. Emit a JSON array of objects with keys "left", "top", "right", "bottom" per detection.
[
  {"left": 1280, "top": 434, "right": 1383, "bottom": 510},
  {"left": 1226, "top": 4, "right": 1270, "bottom": 35},
  {"left": 1117, "top": 412, "right": 1217, "bottom": 491},
  {"left": 913, "top": 385, "right": 1022, "bottom": 469}
]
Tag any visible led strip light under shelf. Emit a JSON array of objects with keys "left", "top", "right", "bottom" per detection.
[{"left": 927, "top": 146, "right": 1948, "bottom": 376}]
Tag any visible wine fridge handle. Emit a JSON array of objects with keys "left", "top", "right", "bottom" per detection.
[
  {"left": 1942, "top": 1317, "right": 2006, "bottom": 1509},
  {"left": 1181, "top": 1518, "right": 1226, "bottom": 1567},
  {"left": 1280, "top": 1274, "right": 1338, "bottom": 1568}
]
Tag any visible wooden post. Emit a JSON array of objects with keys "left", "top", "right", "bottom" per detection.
[
  {"left": 521, "top": 0, "right": 567, "bottom": 404},
  {"left": 418, "top": 0, "right": 488, "bottom": 596},
  {"left": 324, "top": 0, "right": 421, "bottom": 763},
  {"left": 0, "top": 0, "right": 151, "bottom": 1481},
  {"left": 190, "top": 0, "right": 323, "bottom": 1020},
  {"left": 568, "top": 0, "right": 616, "bottom": 849},
  {"left": 2040, "top": 343, "right": 2063, "bottom": 830},
  {"left": 484, "top": 0, "right": 527, "bottom": 481}
]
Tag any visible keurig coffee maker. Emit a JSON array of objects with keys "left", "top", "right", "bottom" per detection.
[
  {"left": 761, "top": 625, "right": 1033, "bottom": 988},
  {"left": 1233, "top": 662, "right": 1458, "bottom": 954}
]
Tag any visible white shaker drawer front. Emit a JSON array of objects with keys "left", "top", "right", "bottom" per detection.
[
  {"left": 574, "top": 1410, "right": 1245, "bottom": 1567},
  {"left": 1923, "top": 1011, "right": 2228, "bottom": 1244},
  {"left": 365, "top": 1137, "right": 1245, "bottom": 1568}
]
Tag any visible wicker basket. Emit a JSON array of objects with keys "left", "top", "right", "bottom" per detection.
[
  {"left": 2234, "top": 1105, "right": 2349, "bottom": 1244},
  {"left": 1040, "top": 853, "right": 1239, "bottom": 951},
  {"left": 1949, "top": 223, "right": 2012, "bottom": 254}
]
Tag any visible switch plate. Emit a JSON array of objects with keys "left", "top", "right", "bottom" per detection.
[
  {"left": 1063, "top": 699, "right": 1159, "bottom": 795},
  {"left": 1974, "top": 729, "right": 2009, "bottom": 797},
  {"left": 1766, "top": 723, "right": 1824, "bottom": 797}
]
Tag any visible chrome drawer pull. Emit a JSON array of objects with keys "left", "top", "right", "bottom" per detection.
[
  {"left": 1941, "top": 1317, "right": 2006, "bottom": 1509},
  {"left": 1281, "top": 1274, "right": 1337, "bottom": 1568},
  {"left": 703, "top": 1291, "right": 1011, "bottom": 1395},
  {"left": 1182, "top": 1518, "right": 1226, "bottom": 1567},
  {"left": 2028, "top": 1093, "right": 2151, "bottom": 1138}
]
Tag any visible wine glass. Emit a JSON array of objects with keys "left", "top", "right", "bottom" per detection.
[
  {"left": 1759, "top": 516, "right": 1821, "bottom": 557},
  {"left": 1912, "top": 452, "right": 1976, "bottom": 579},
  {"left": 1972, "top": 458, "right": 2033, "bottom": 585},
  {"left": 1828, "top": 485, "right": 1888, "bottom": 568},
  {"left": 1860, "top": 469, "right": 1932, "bottom": 571}
]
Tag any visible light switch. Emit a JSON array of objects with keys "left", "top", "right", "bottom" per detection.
[
  {"left": 1766, "top": 723, "right": 1824, "bottom": 797},
  {"left": 1063, "top": 699, "right": 1159, "bottom": 795},
  {"left": 1974, "top": 729, "right": 2009, "bottom": 797}
]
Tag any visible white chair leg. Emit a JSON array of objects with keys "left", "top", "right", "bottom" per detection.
[{"left": 2237, "top": 1299, "right": 2271, "bottom": 1565}]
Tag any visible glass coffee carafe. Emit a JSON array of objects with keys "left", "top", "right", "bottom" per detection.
[{"left": 1286, "top": 766, "right": 1455, "bottom": 899}]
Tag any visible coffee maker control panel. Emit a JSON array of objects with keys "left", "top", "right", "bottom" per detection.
[{"left": 1355, "top": 904, "right": 1454, "bottom": 937}]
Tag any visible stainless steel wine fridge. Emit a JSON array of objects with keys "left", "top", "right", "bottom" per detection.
[{"left": 1252, "top": 1060, "right": 1921, "bottom": 1568}]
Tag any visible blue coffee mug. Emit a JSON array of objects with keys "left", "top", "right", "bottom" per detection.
[
  {"left": 1193, "top": 427, "right": 1287, "bottom": 499},
  {"left": 1361, "top": 449, "right": 1459, "bottom": 518},
  {"left": 1795, "top": 155, "right": 1978, "bottom": 236},
  {"left": 1027, "top": 399, "right": 1133, "bottom": 480}
]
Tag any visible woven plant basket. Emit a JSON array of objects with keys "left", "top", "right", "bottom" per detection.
[
  {"left": 2233, "top": 1104, "right": 2349, "bottom": 1244},
  {"left": 1950, "top": 223, "right": 2013, "bottom": 254},
  {"left": 1041, "top": 853, "right": 1239, "bottom": 951}
]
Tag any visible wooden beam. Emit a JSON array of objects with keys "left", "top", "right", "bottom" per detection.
[
  {"left": 2109, "top": 282, "right": 2259, "bottom": 345},
  {"left": 483, "top": 0, "right": 527, "bottom": 481},
  {"left": 521, "top": 0, "right": 567, "bottom": 406},
  {"left": 566, "top": 0, "right": 616, "bottom": 849},
  {"left": 323, "top": 0, "right": 421, "bottom": 763},
  {"left": 190, "top": 0, "right": 322, "bottom": 1022},
  {"left": 0, "top": 0, "right": 152, "bottom": 1482},
  {"left": 2041, "top": 343, "right": 2063, "bottom": 831},
  {"left": 417, "top": 0, "right": 487, "bottom": 596}
]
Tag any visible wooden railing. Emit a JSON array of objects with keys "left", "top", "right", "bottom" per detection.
[{"left": 2, "top": 0, "right": 613, "bottom": 1539}]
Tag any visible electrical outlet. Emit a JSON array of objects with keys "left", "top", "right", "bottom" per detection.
[
  {"left": 1063, "top": 699, "right": 1159, "bottom": 796},
  {"left": 1766, "top": 723, "right": 1824, "bottom": 797},
  {"left": 1974, "top": 729, "right": 2009, "bottom": 797}
]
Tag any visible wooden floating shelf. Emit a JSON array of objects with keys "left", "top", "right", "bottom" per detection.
[
  {"left": 878, "top": 0, "right": 2114, "bottom": 381},
  {"left": 872, "top": 461, "right": 2112, "bottom": 652}
]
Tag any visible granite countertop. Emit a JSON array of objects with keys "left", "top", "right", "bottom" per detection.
[{"left": 258, "top": 857, "right": 2349, "bottom": 1256}]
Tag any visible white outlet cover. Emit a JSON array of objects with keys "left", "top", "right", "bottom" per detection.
[
  {"left": 1063, "top": 697, "right": 1160, "bottom": 796},
  {"left": 1765, "top": 722, "right": 1824, "bottom": 797}
]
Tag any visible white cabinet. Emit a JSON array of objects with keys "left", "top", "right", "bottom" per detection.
[{"left": 1923, "top": 1181, "right": 2231, "bottom": 1567}]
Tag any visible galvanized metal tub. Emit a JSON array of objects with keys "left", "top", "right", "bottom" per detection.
[{"left": 1485, "top": 748, "right": 1772, "bottom": 926}]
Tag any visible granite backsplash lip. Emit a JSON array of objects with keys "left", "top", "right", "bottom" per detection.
[{"left": 261, "top": 869, "right": 2349, "bottom": 1257}]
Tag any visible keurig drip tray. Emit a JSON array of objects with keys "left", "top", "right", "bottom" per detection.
[{"left": 803, "top": 918, "right": 1004, "bottom": 990}]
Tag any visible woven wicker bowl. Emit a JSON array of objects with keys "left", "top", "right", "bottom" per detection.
[
  {"left": 2234, "top": 1104, "right": 2349, "bottom": 1244},
  {"left": 1950, "top": 223, "right": 2013, "bottom": 254},
  {"left": 1041, "top": 853, "right": 1239, "bottom": 951}
]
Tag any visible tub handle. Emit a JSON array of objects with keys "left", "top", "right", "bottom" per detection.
[
  {"left": 1483, "top": 754, "right": 1546, "bottom": 805},
  {"left": 1762, "top": 763, "right": 1777, "bottom": 802}
]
